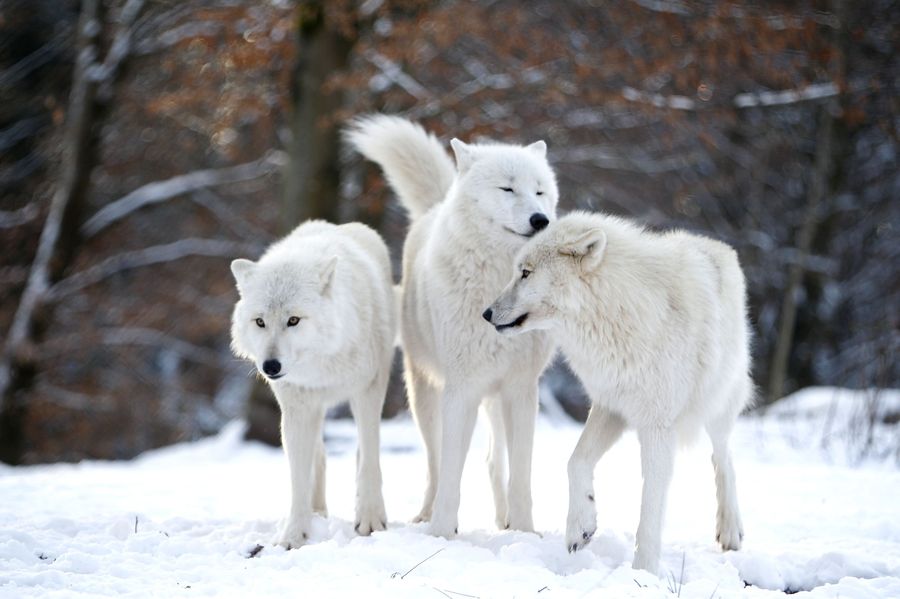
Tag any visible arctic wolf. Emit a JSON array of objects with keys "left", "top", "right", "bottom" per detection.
[
  {"left": 230, "top": 220, "right": 395, "bottom": 548},
  {"left": 485, "top": 211, "right": 752, "bottom": 573},
  {"left": 347, "top": 115, "right": 558, "bottom": 536}
]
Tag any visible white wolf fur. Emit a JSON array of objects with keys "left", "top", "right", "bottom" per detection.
[
  {"left": 347, "top": 115, "right": 558, "bottom": 536},
  {"left": 230, "top": 220, "right": 395, "bottom": 548},
  {"left": 486, "top": 211, "right": 752, "bottom": 573}
]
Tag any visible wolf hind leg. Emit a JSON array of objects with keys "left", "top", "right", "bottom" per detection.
[
  {"left": 706, "top": 377, "right": 748, "bottom": 552},
  {"left": 406, "top": 358, "right": 441, "bottom": 523}
]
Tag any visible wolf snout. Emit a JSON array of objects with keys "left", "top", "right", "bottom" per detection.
[
  {"left": 482, "top": 307, "right": 493, "bottom": 323},
  {"left": 262, "top": 359, "right": 282, "bottom": 378},
  {"left": 529, "top": 213, "right": 549, "bottom": 232}
]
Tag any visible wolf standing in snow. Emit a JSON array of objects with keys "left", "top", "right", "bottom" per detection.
[
  {"left": 230, "top": 220, "right": 395, "bottom": 548},
  {"left": 347, "top": 116, "right": 558, "bottom": 536},
  {"left": 485, "top": 212, "right": 752, "bottom": 573}
]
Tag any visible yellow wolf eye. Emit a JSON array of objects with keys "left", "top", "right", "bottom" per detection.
[
  {"left": 255, "top": 318, "right": 265, "bottom": 328},
  {"left": 521, "top": 269, "right": 532, "bottom": 279},
  {"left": 287, "top": 316, "right": 300, "bottom": 327}
]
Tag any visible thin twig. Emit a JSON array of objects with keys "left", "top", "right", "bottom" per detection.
[{"left": 393, "top": 548, "right": 445, "bottom": 580}]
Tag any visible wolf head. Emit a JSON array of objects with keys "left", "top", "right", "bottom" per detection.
[
  {"left": 450, "top": 138, "right": 558, "bottom": 241},
  {"left": 230, "top": 255, "right": 344, "bottom": 384},
  {"left": 483, "top": 214, "right": 607, "bottom": 335}
]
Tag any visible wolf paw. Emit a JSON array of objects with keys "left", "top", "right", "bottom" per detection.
[
  {"left": 355, "top": 500, "right": 387, "bottom": 536},
  {"left": 716, "top": 510, "right": 744, "bottom": 551},
  {"left": 632, "top": 551, "right": 660, "bottom": 574},
  {"left": 427, "top": 516, "right": 458, "bottom": 539},
  {"left": 411, "top": 508, "right": 432, "bottom": 524},
  {"left": 565, "top": 497, "right": 597, "bottom": 553},
  {"left": 566, "top": 527, "right": 596, "bottom": 553},
  {"left": 272, "top": 517, "right": 311, "bottom": 549}
]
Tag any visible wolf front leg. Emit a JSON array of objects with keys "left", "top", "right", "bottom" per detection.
[
  {"left": 565, "top": 406, "right": 626, "bottom": 552},
  {"left": 483, "top": 396, "right": 509, "bottom": 530},
  {"left": 500, "top": 377, "right": 541, "bottom": 532},
  {"left": 632, "top": 427, "right": 677, "bottom": 574},
  {"left": 273, "top": 397, "right": 325, "bottom": 549},
  {"left": 428, "top": 383, "right": 481, "bottom": 538},
  {"left": 349, "top": 379, "right": 388, "bottom": 536}
]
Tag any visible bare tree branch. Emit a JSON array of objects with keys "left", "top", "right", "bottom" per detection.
[
  {"left": 621, "top": 82, "right": 839, "bottom": 111},
  {"left": 100, "top": 327, "right": 224, "bottom": 367},
  {"left": 81, "top": 151, "right": 286, "bottom": 238},
  {"left": 364, "top": 50, "right": 433, "bottom": 101},
  {"left": 47, "top": 238, "right": 262, "bottom": 300},
  {"left": 733, "top": 82, "right": 839, "bottom": 108},
  {"left": 89, "top": 0, "right": 146, "bottom": 99},
  {"left": 0, "top": 0, "right": 105, "bottom": 412},
  {"left": 626, "top": 0, "right": 690, "bottom": 16},
  {"left": 0, "top": 204, "right": 39, "bottom": 229}
]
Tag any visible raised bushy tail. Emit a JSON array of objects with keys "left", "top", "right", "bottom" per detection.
[{"left": 345, "top": 115, "right": 455, "bottom": 220}]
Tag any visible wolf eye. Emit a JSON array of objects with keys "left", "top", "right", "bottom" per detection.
[
  {"left": 499, "top": 186, "right": 514, "bottom": 193},
  {"left": 536, "top": 191, "right": 544, "bottom": 196},
  {"left": 521, "top": 269, "right": 532, "bottom": 279},
  {"left": 287, "top": 316, "right": 300, "bottom": 327},
  {"left": 255, "top": 318, "right": 265, "bottom": 328}
]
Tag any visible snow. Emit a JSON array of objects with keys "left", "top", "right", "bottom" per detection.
[{"left": 2, "top": 387, "right": 899, "bottom": 598}]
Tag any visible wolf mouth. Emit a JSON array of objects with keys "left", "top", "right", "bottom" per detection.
[
  {"left": 266, "top": 373, "right": 285, "bottom": 380},
  {"left": 495, "top": 313, "right": 528, "bottom": 331},
  {"left": 503, "top": 226, "right": 535, "bottom": 239}
]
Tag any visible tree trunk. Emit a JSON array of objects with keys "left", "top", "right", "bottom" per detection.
[
  {"left": 766, "top": 109, "right": 833, "bottom": 404},
  {"left": 0, "top": 0, "right": 104, "bottom": 464},
  {"left": 245, "top": 2, "right": 355, "bottom": 444},
  {"left": 280, "top": 1, "right": 354, "bottom": 229},
  {"left": 766, "top": 0, "right": 846, "bottom": 404}
]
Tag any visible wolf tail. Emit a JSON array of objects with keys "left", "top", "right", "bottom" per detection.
[{"left": 345, "top": 115, "right": 455, "bottom": 220}]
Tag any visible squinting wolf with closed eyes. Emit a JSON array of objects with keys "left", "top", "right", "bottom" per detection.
[{"left": 347, "top": 115, "right": 558, "bottom": 537}]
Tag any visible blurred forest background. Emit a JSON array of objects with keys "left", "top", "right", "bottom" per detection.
[{"left": 0, "top": 0, "right": 896, "bottom": 464}]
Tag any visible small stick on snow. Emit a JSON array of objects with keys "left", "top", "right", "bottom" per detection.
[{"left": 391, "top": 548, "right": 445, "bottom": 579}]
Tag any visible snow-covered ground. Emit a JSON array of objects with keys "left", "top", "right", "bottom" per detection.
[{"left": 1, "top": 387, "right": 899, "bottom": 598}]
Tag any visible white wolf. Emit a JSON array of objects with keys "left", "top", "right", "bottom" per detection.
[
  {"left": 230, "top": 220, "right": 395, "bottom": 548},
  {"left": 485, "top": 211, "right": 752, "bottom": 573},
  {"left": 347, "top": 115, "right": 558, "bottom": 536}
]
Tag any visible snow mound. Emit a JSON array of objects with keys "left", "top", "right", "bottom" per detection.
[{"left": 1, "top": 387, "right": 899, "bottom": 598}]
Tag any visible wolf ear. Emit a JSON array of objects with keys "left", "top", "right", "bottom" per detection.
[
  {"left": 230, "top": 259, "right": 255, "bottom": 292},
  {"left": 559, "top": 227, "right": 607, "bottom": 270},
  {"left": 526, "top": 140, "right": 547, "bottom": 158},
  {"left": 319, "top": 255, "right": 339, "bottom": 295},
  {"left": 450, "top": 138, "right": 475, "bottom": 173}
]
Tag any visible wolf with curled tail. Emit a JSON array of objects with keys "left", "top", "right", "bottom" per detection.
[{"left": 347, "top": 116, "right": 558, "bottom": 537}]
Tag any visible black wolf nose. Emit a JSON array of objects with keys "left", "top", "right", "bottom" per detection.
[
  {"left": 529, "top": 213, "right": 549, "bottom": 231},
  {"left": 482, "top": 308, "right": 493, "bottom": 323},
  {"left": 262, "top": 359, "right": 281, "bottom": 376}
]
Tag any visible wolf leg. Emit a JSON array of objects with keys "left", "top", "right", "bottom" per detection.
[
  {"left": 500, "top": 378, "right": 540, "bottom": 532},
  {"left": 312, "top": 436, "right": 327, "bottom": 516},
  {"left": 483, "top": 396, "right": 509, "bottom": 529},
  {"left": 565, "top": 406, "right": 625, "bottom": 552},
  {"left": 632, "top": 426, "right": 676, "bottom": 574},
  {"left": 273, "top": 398, "right": 325, "bottom": 548},
  {"left": 428, "top": 382, "right": 481, "bottom": 537},
  {"left": 707, "top": 379, "right": 747, "bottom": 551},
  {"left": 349, "top": 378, "right": 388, "bottom": 536},
  {"left": 406, "top": 359, "right": 441, "bottom": 523}
]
